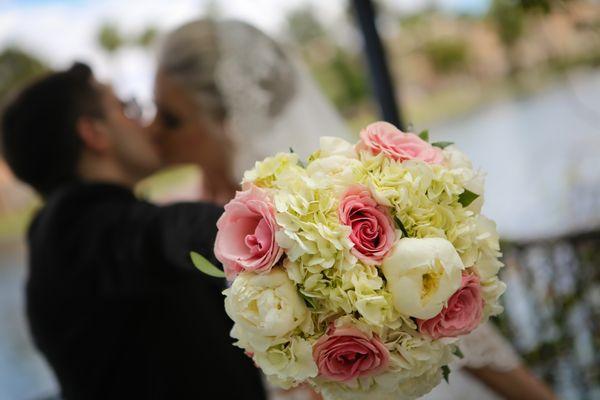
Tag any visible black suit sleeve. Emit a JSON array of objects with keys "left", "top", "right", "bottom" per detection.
[{"left": 91, "top": 200, "right": 226, "bottom": 297}]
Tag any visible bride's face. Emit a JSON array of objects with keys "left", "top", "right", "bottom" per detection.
[{"left": 149, "top": 71, "right": 231, "bottom": 175}]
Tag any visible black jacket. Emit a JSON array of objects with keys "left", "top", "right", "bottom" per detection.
[{"left": 26, "top": 182, "right": 266, "bottom": 400}]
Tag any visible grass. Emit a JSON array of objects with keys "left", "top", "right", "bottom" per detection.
[{"left": 0, "top": 203, "right": 38, "bottom": 243}]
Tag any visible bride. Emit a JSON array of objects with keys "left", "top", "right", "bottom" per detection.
[{"left": 149, "top": 18, "right": 557, "bottom": 400}]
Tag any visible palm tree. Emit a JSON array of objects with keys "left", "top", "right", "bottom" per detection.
[{"left": 97, "top": 22, "right": 124, "bottom": 55}]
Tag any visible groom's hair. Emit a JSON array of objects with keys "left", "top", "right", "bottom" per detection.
[{"left": 1, "top": 62, "right": 104, "bottom": 197}]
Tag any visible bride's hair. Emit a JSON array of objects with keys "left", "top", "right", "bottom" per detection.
[
  {"left": 157, "top": 18, "right": 351, "bottom": 181},
  {"left": 158, "top": 19, "right": 296, "bottom": 124}
]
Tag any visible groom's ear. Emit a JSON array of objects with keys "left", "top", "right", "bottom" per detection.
[{"left": 76, "top": 116, "right": 111, "bottom": 153}]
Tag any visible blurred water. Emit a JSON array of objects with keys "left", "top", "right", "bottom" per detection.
[
  {"left": 431, "top": 69, "right": 600, "bottom": 240},
  {"left": 0, "top": 245, "right": 56, "bottom": 400}
]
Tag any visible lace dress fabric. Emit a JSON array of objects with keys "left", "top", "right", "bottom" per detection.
[{"left": 422, "top": 322, "right": 521, "bottom": 400}]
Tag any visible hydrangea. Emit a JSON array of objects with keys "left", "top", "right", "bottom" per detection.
[
  {"left": 243, "top": 152, "right": 303, "bottom": 189},
  {"left": 273, "top": 166, "right": 355, "bottom": 270},
  {"left": 255, "top": 337, "right": 319, "bottom": 389}
]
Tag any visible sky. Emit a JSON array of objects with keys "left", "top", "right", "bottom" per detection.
[{"left": 0, "top": 0, "right": 491, "bottom": 104}]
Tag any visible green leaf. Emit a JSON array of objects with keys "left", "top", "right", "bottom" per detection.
[
  {"left": 394, "top": 216, "right": 409, "bottom": 238},
  {"left": 442, "top": 365, "right": 451, "bottom": 383},
  {"left": 190, "top": 251, "right": 226, "bottom": 278},
  {"left": 431, "top": 141, "right": 454, "bottom": 149},
  {"left": 289, "top": 147, "right": 307, "bottom": 167},
  {"left": 453, "top": 347, "right": 464, "bottom": 359},
  {"left": 300, "top": 292, "right": 318, "bottom": 309},
  {"left": 418, "top": 129, "right": 429, "bottom": 142},
  {"left": 458, "top": 189, "right": 480, "bottom": 207}
]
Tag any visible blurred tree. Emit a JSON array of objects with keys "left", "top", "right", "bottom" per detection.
[
  {"left": 0, "top": 47, "right": 48, "bottom": 105},
  {"left": 313, "top": 48, "right": 369, "bottom": 115},
  {"left": 489, "top": 0, "right": 524, "bottom": 75},
  {"left": 518, "top": 0, "right": 552, "bottom": 13},
  {"left": 136, "top": 26, "right": 159, "bottom": 49},
  {"left": 399, "top": 11, "right": 429, "bottom": 30},
  {"left": 97, "top": 22, "right": 124, "bottom": 54},
  {"left": 422, "top": 38, "right": 469, "bottom": 74},
  {"left": 204, "top": 0, "right": 223, "bottom": 19},
  {"left": 286, "top": 6, "right": 326, "bottom": 46}
]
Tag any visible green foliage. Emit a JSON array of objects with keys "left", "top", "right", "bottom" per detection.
[
  {"left": 432, "top": 141, "right": 454, "bottom": 149},
  {"left": 0, "top": 47, "right": 48, "bottom": 104},
  {"left": 204, "top": 0, "right": 223, "bottom": 19},
  {"left": 98, "top": 23, "right": 124, "bottom": 54},
  {"left": 489, "top": 0, "right": 524, "bottom": 47},
  {"left": 399, "top": 12, "right": 430, "bottom": 30},
  {"left": 442, "top": 365, "right": 451, "bottom": 383},
  {"left": 418, "top": 129, "right": 429, "bottom": 142},
  {"left": 136, "top": 26, "right": 158, "bottom": 48},
  {"left": 423, "top": 38, "right": 469, "bottom": 74},
  {"left": 312, "top": 49, "right": 369, "bottom": 115},
  {"left": 190, "top": 251, "right": 225, "bottom": 278},
  {"left": 97, "top": 22, "right": 161, "bottom": 55},
  {"left": 519, "top": 0, "right": 552, "bottom": 13},
  {"left": 458, "top": 189, "right": 480, "bottom": 207},
  {"left": 286, "top": 6, "right": 326, "bottom": 45},
  {"left": 394, "top": 216, "right": 409, "bottom": 238},
  {"left": 453, "top": 346, "right": 464, "bottom": 359}
]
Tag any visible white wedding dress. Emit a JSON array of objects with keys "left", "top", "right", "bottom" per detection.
[{"left": 165, "top": 19, "right": 522, "bottom": 400}]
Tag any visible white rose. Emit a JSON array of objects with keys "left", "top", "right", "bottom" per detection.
[
  {"left": 382, "top": 238, "right": 464, "bottom": 319},
  {"left": 318, "top": 136, "right": 358, "bottom": 159},
  {"left": 224, "top": 269, "right": 309, "bottom": 352}
]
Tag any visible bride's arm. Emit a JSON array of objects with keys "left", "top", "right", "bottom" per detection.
[
  {"left": 465, "top": 365, "right": 558, "bottom": 400},
  {"left": 459, "top": 323, "right": 557, "bottom": 400}
]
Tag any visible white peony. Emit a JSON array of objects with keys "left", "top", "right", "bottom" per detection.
[
  {"left": 382, "top": 238, "right": 464, "bottom": 319},
  {"left": 224, "top": 269, "right": 310, "bottom": 352}
]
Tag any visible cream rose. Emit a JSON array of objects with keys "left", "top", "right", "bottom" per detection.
[
  {"left": 382, "top": 238, "right": 464, "bottom": 319},
  {"left": 224, "top": 269, "right": 310, "bottom": 351}
]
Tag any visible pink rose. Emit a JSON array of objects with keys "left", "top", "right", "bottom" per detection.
[
  {"left": 358, "top": 121, "right": 443, "bottom": 164},
  {"left": 214, "top": 185, "right": 283, "bottom": 280},
  {"left": 417, "top": 273, "right": 484, "bottom": 339},
  {"left": 313, "top": 323, "right": 390, "bottom": 382},
  {"left": 339, "top": 186, "right": 395, "bottom": 264}
]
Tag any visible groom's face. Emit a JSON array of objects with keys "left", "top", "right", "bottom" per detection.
[{"left": 92, "top": 83, "right": 163, "bottom": 180}]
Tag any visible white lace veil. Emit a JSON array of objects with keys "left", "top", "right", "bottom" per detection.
[
  {"left": 215, "top": 20, "right": 353, "bottom": 181},
  {"left": 158, "top": 19, "right": 352, "bottom": 183}
]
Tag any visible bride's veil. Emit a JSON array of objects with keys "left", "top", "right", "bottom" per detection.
[{"left": 167, "top": 19, "right": 353, "bottom": 182}]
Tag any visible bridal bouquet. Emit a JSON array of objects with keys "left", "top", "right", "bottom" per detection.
[{"left": 192, "top": 122, "right": 506, "bottom": 400}]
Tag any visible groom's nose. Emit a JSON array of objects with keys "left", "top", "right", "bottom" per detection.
[{"left": 145, "top": 119, "right": 161, "bottom": 142}]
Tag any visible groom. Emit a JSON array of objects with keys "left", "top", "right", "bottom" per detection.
[{"left": 1, "top": 63, "right": 266, "bottom": 400}]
